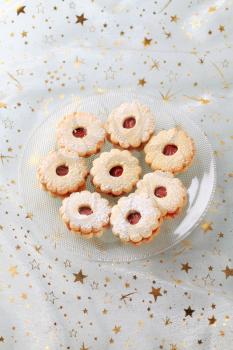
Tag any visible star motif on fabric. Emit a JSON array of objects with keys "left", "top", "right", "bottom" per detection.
[
  {"left": 151, "top": 59, "right": 160, "bottom": 70},
  {"left": 76, "top": 13, "right": 88, "bottom": 25},
  {"left": 0, "top": 102, "right": 7, "bottom": 108},
  {"left": 21, "top": 293, "right": 28, "bottom": 300},
  {"left": 222, "top": 265, "right": 233, "bottom": 279},
  {"left": 64, "top": 259, "right": 71, "bottom": 268},
  {"left": 181, "top": 262, "right": 192, "bottom": 273},
  {"left": 164, "top": 317, "right": 172, "bottom": 325},
  {"left": 218, "top": 25, "right": 225, "bottom": 32},
  {"left": 170, "top": 345, "right": 177, "bottom": 350},
  {"left": 170, "top": 15, "right": 179, "bottom": 23},
  {"left": 0, "top": 336, "right": 4, "bottom": 342},
  {"left": 112, "top": 325, "right": 121, "bottom": 334},
  {"left": 102, "top": 308, "right": 108, "bottom": 314},
  {"left": 34, "top": 245, "right": 42, "bottom": 254},
  {"left": 184, "top": 306, "right": 195, "bottom": 317},
  {"left": 208, "top": 315, "right": 217, "bottom": 325},
  {"left": 208, "top": 6, "right": 216, "bottom": 13},
  {"left": 143, "top": 37, "right": 152, "bottom": 47},
  {"left": 73, "top": 270, "right": 87, "bottom": 283},
  {"left": 149, "top": 287, "right": 162, "bottom": 301},
  {"left": 211, "top": 303, "right": 216, "bottom": 309},
  {"left": 80, "top": 342, "right": 89, "bottom": 350},
  {"left": 26, "top": 212, "right": 33, "bottom": 219},
  {"left": 45, "top": 291, "right": 58, "bottom": 304},
  {"left": 17, "top": 6, "right": 26, "bottom": 15},
  {"left": 197, "top": 339, "right": 203, "bottom": 344},
  {"left": 201, "top": 221, "right": 213, "bottom": 232},
  {"left": 30, "top": 259, "right": 40, "bottom": 270},
  {"left": 218, "top": 232, "right": 224, "bottom": 238},
  {"left": 8, "top": 265, "right": 18, "bottom": 277},
  {"left": 138, "top": 78, "right": 147, "bottom": 86}
]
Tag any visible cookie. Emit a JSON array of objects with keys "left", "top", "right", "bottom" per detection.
[
  {"left": 60, "top": 191, "right": 111, "bottom": 238},
  {"left": 110, "top": 193, "right": 162, "bottom": 245},
  {"left": 56, "top": 112, "right": 106, "bottom": 157},
  {"left": 144, "top": 128, "right": 195, "bottom": 174},
  {"left": 90, "top": 149, "right": 141, "bottom": 196},
  {"left": 37, "top": 149, "right": 88, "bottom": 197},
  {"left": 136, "top": 171, "right": 187, "bottom": 219},
  {"left": 105, "top": 101, "right": 155, "bottom": 149}
]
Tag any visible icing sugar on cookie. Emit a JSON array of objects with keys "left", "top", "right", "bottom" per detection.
[
  {"left": 60, "top": 191, "right": 111, "bottom": 238},
  {"left": 56, "top": 112, "right": 106, "bottom": 157},
  {"left": 90, "top": 148, "right": 141, "bottom": 195},
  {"left": 144, "top": 127, "right": 195, "bottom": 174},
  {"left": 37, "top": 149, "right": 88, "bottom": 197},
  {"left": 105, "top": 101, "right": 155, "bottom": 148},
  {"left": 110, "top": 193, "right": 162, "bottom": 245},
  {"left": 136, "top": 171, "right": 187, "bottom": 218}
]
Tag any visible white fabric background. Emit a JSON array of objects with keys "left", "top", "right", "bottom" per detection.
[{"left": 0, "top": 1, "right": 233, "bottom": 349}]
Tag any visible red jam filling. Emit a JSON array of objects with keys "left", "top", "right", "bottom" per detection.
[
  {"left": 78, "top": 206, "right": 93, "bottom": 215},
  {"left": 127, "top": 211, "right": 141, "bottom": 225},
  {"left": 72, "top": 127, "right": 87, "bottom": 138},
  {"left": 167, "top": 208, "right": 179, "bottom": 218},
  {"left": 154, "top": 186, "right": 167, "bottom": 198},
  {"left": 109, "top": 166, "right": 123, "bottom": 177},
  {"left": 56, "top": 165, "right": 69, "bottom": 176},
  {"left": 123, "top": 116, "right": 136, "bottom": 129},
  {"left": 163, "top": 144, "right": 178, "bottom": 156}
]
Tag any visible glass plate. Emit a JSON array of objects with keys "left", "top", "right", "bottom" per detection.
[{"left": 18, "top": 90, "right": 216, "bottom": 261}]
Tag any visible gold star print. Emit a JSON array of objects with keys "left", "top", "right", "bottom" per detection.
[
  {"left": 151, "top": 59, "right": 159, "bottom": 70},
  {"left": 76, "top": 14, "right": 88, "bottom": 25},
  {"left": 149, "top": 287, "right": 162, "bottom": 301},
  {"left": 219, "top": 330, "right": 225, "bottom": 336},
  {"left": 198, "top": 340, "right": 203, "bottom": 344},
  {"left": 17, "top": 5, "right": 26, "bottom": 15},
  {"left": 208, "top": 315, "right": 217, "bottom": 325},
  {"left": 184, "top": 306, "right": 195, "bottom": 317},
  {"left": 143, "top": 37, "right": 152, "bottom": 47},
  {"left": 109, "top": 338, "right": 114, "bottom": 344},
  {"left": 222, "top": 265, "right": 233, "bottom": 279},
  {"left": 102, "top": 309, "right": 108, "bottom": 315},
  {"left": 8, "top": 265, "right": 18, "bottom": 277},
  {"left": 208, "top": 6, "right": 216, "bottom": 13},
  {"left": 0, "top": 336, "right": 4, "bottom": 342},
  {"left": 80, "top": 343, "right": 89, "bottom": 350},
  {"left": 201, "top": 221, "right": 213, "bottom": 232},
  {"left": 0, "top": 225, "right": 4, "bottom": 230},
  {"left": 138, "top": 78, "right": 146, "bottom": 86},
  {"left": 112, "top": 325, "right": 121, "bottom": 334},
  {"left": 170, "top": 15, "right": 179, "bottom": 23},
  {"left": 159, "top": 89, "right": 175, "bottom": 102},
  {"left": 218, "top": 232, "right": 224, "bottom": 238},
  {"left": 34, "top": 245, "right": 42, "bottom": 254},
  {"left": 73, "top": 270, "right": 87, "bottom": 283},
  {"left": 26, "top": 212, "right": 33, "bottom": 219},
  {"left": 219, "top": 25, "right": 225, "bottom": 32},
  {"left": 21, "top": 293, "right": 28, "bottom": 300},
  {"left": 181, "top": 262, "right": 192, "bottom": 273},
  {"left": 21, "top": 31, "right": 27, "bottom": 37},
  {"left": 170, "top": 345, "right": 177, "bottom": 350}
]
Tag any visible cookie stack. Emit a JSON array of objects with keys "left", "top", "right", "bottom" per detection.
[{"left": 37, "top": 101, "right": 195, "bottom": 245}]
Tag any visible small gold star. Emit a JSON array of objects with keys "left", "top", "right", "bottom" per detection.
[
  {"left": 184, "top": 306, "right": 195, "bottom": 317},
  {"left": 0, "top": 225, "right": 4, "bottom": 230},
  {"left": 102, "top": 308, "right": 108, "bottom": 315},
  {"left": 138, "top": 78, "right": 146, "bottom": 86},
  {"left": 208, "top": 6, "right": 216, "bottom": 13},
  {"left": 218, "top": 232, "right": 224, "bottom": 238},
  {"left": 170, "top": 15, "right": 179, "bottom": 23},
  {"left": 198, "top": 339, "right": 203, "bottom": 344},
  {"left": 143, "top": 37, "right": 152, "bottom": 47},
  {"left": 21, "top": 293, "right": 28, "bottom": 300},
  {"left": 219, "top": 25, "right": 225, "bottom": 32},
  {"left": 109, "top": 338, "right": 114, "bottom": 344},
  {"left": 34, "top": 245, "right": 42, "bottom": 254},
  {"left": 159, "top": 89, "right": 175, "bottom": 102},
  {"left": 0, "top": 336, "right": 4, "bottom": 342},
  {"left": 149, "top": 287, "right": 162, "bottom": 301},
  {"left": 17, "top": 6, "right": 26, "bottom": 15},
  {"left": 73, "top": 270, "right": 87, "bottom": 283},
  {"left": 211, "top": 303, "right": 216, "bottom": 309},
  {"left": 26, "top": 212, "right": 33, "bottom": 220},
  {"left": 21, "top": 31, "right": 28, "bottom": 37},
  {"left": 76, "top": 13, "right": 88, "bottom": 26},
  {"left": 80, "top": 342, "right": 89, "bottom": 350},
  {"left": 208, "top": 266, "right": 213, "bottom": 271},
  {"left": 222, "top": 265, "right": 233, "bottom": 279},
  {"left": 201, "top": 221, "right": 213, "bottom": 232},
  {"left": 0, "top": 102, "right": 7, "bottom": 108},
  {"left": 219, "top": 330, "right": 225, "bottom": 336},
  {"left": 208, "top": 315, "right": 217, "bottom": 325},
  {"left": 164, "top": 317, "right": 172, "bottom": 325},
  {"left": 181, "top": 262, "right": 192, "bottom": 273},
  {"left": 164, "top": 31, "right": 171, "bottom": 38},
  {"left": 170, "top": 345, "right": 177, "bottom": 350},
  {"left": 16, "top": 245, "right": 21, "bottom": 250},
  {"left": 9, "top": 265, "right": 18, "bottom": 277},
  {"left": 83, "top": 308, "right": 88, "bottom": 314},
  {"left": 112, "top": 325, "right": 121, "bottom": 334},
  {"left": 151, "top": 59, "right": 159, "bottom": 70}
]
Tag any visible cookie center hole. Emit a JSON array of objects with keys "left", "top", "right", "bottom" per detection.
[
  {"left": 123, "top": 116, "right": 136, "bottom": 129},
  {"left": 109, "top": 166, "right": 123, "bottom": 177},
  {"left": 78, "top": 206, "right": 93, "bottom": 216},
  {"left": 127, "top": 211, "right": 141, "bottom": 225},
  {"left": 163, "top": 144, "right": 178, "bottom": 156},
  {"left": 56, "top": 165, "right": 69, "bottom": 176},
  {"left": 72, "top": 127, "right": 87, "bottom": 138},
  {"left": 154, "top": 186, "right": 167, "bottom": 198}
]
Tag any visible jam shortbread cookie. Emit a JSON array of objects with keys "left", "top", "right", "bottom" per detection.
[
  {"left": 60, "top": 191, "right": 111, "bottom": 238},
  {"left": 37, "top": 149, "right": 88, "bottom": 197},
  {"left": 144, "top": 128, "right": 195, "bottom": 174},
  {"left": 56, "top": 112, "right": 105, "bottom": 157},
  {"left": 105, "top": 101, "right": 155, "bottom": 149},
  {"left": 136, "top": 171, "right": 187, "bottom": 219},
  {"left": 110, "top": 193, "right": 162, "bottom": 245},
  {"left": 90, "top": 149, "right": 141, "bottom": 196}
]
